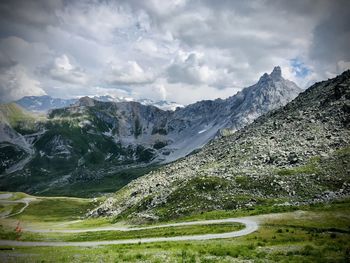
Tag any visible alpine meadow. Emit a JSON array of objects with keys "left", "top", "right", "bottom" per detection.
[{"left": 0, "top": 1, "right": 349, "bottom": 262}]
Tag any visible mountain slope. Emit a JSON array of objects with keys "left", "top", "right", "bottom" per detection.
[
  {"left": 224, "top": 66, "right": 302, "bottom": 131},
  {"left": 90, "top": 70, "right": 350, "bottom": 220},
  {"left": 0, "top": 67, "right": 301, "bottom": 196},
  {"left": 0, "top": 104, "right": 42, "bottom": 174},
  {"left": 163, "top": 66, "right": 302, "bottom": 161}
]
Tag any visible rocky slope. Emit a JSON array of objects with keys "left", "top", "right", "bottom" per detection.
[
  {"left": 0, "top": 67, "right": 301, "bottom": 195},
  {"left": 0, "top": 104, "right": 41, "bottom": 174},
  {"left": 90, "top": 70, "right": 350, "bottom": 220},
  {"left": 150, "top": 66, "right": 302, "bottom": 162}
]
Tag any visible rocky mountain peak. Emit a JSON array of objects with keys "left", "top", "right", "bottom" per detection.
[
  {"left": 270, "top": 66, "right": 282, "bottom": 79},
  {"left": 258, "top": 66, "right": 283, "bottom": 83},
  {"left": 89, "top": 70, "right": 350, "bottom": 220}
]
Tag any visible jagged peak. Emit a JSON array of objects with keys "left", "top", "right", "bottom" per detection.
[
  {"left": 258, "top": 66, "right": 283, "bottom": 83},
  {"left": 270, "top": 66, "right": 282, "bottom": 80}
]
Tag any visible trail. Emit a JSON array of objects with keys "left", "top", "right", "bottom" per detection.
[
  {"left": 0, "top": 199, "right": 30, "bottom": 219},
  {"left": 0, "top": 218, "right": 258, "bottom": 247}
]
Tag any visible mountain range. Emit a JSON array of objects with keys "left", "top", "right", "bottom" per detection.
[
  {"left": 90, "top": 70, "right": 350, "bottom": 220},
  {"left": 0, "top": 66, "right": 302, "bottom": 196},
  {"left": 15, "top": 95, "right": 184, "bottom": 112}
]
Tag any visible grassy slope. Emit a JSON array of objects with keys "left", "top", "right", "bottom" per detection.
[
  {"left": 0, "top": 103, "right": 33, "bottom": 126},
  {"left": 38, "top": 165, "right": 159, "bottom": 198},
  {"left": 0, "top": 103, "right": 160, "bottom": 198},
  {"left": 0, "top": 199, "right": 349, "bottom": 262}
]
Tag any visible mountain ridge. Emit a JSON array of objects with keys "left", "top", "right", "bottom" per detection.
[
  {"left": 89, "top": 70, "right": 350, "bottom": 220},
  {"left": 15, "top": 95, "right": 184, "bottom": 112},
  {"left": 0, "top": 67, "right": 302, "bottom": 196}
]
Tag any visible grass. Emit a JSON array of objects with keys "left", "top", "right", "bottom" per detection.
[
  {"left": 0, "top": 103, "right": 35, "bottom": 127},
  {"left": 1, "top": 195, "right": 349, "bottom": 262},
  {"left": 1, "top": 211, "right": 349, "bottom": 263},
  {"left": 1, "top": 164, "right": 159, "bottom": 198},
  {"left": 40, "top": 165, "right": 159, "bottom": 198},
  {"left": 276, "top": 156, "right": 320, "bottom": 176},
  {"left": 13, "top": 197, "right": 96, "bottom": 222}
]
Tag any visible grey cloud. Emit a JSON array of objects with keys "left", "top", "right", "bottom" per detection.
[
  {"left": 0, "top": 0, "right": 63, "bottom": 27},
  {"left": 309, "top": 0, "right": 350, "bottom": 72},
  {"left": 0, "top": 51, "right": 17, "bottom": 69},
  {"left": 0, "top": 65, "right": 46, "bottom": 103},
  {"left": 0, "top": 0, "right": 349, "bottom": 104},
  {"left": 47, "top": 54, "right": 89, "bottom": 85}
]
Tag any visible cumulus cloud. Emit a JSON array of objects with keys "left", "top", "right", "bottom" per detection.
[
  {"left": 48, "top": 54, "right": 89, "bottom": 85},
  {"left": 0, "top": 65, "right": 46, "bottom": 103},
  {"left": 104, "top": 61, "right": 155, "bottom": 85},
  {"left": 0, "top": 0, "right": 349, "bottom": 104},
  {"left": 167, "top": 52, "right": 234, "bottom": 88}
]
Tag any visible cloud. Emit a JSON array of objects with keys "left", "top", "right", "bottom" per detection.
[
  {"left": 337, "top": 61, "right": 350, "bottom": 72},
  {"left": 0, "top": 0, "right": 349, "bottom": 105},
  {"left": 166, "top": 52, "right": 234, "bottom": 88},
  {"left": 309, "top": 0, "right": 350, "bottom": 77},
  {"left": 0, "top": 65, "right": 46, "bottom": 103},
  {"left": 0, "top": 36, "right": 53, "bottom": 69},
  {"left": 104, "top": 61, "right": 155, "bottom": 85},
  {"left": 48, "top": 54, "right": 89, "bottom": 85},
  {"left": 0, "top": 50, "right": 17, "bottom": 69},
  {"left": 55, "top": 1, "right": 135, "bottom": 44},
  {"left": 0, "top": 0, "right": 63, "bottom": 28}
]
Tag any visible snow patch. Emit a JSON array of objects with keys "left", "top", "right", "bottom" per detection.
[{"left": 198, "top": 129, "right": 207, "bottom": 134}]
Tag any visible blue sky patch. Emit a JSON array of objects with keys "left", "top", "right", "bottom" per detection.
[{"left": 290, "top": 58, "right": 310, "bottom": 78}]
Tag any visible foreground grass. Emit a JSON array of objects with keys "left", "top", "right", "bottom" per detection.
[
  {"left": 0, "top": 199, "right": 349, "bottom": 262},
  {"left": 14, "top": 197, "right": 97, "bottom": 223}
]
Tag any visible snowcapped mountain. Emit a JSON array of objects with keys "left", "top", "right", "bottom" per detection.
[
  {"left": 137, "top": 99, "right": 184, "bottom": 111},
  {"left": 16, "top": 95, "right": 77, "bottom": 112},
  {"left": 15, "top": 95, "right": 184, "bottom": 112},
  {"left": 93, "top": 96, "right": 184, "bottom": 111}
]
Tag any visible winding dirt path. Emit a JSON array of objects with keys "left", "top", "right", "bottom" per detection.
[
  {"left": 0, "top": 218, "right": 258, "bottom": 247},
  {"left": 0, "top": 199, "right": 30, "bottom": 219}
]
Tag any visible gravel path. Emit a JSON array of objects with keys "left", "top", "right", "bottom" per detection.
[{"left": 0, "top": 218, "right": 258, "bottom": 247}]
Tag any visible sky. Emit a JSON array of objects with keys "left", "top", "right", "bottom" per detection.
[{"left": 0, "top": 0, "right": 349, "bottom": 105}]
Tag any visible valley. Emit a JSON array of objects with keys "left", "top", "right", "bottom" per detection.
[
  {"left": 1, "top": 1, "right": 349, "bottom": 261},
  {"left": 0, "top": 67, "right": 301, "bottom": 197},
  {"left": 0, "top": 70, "right": 349, "bottom": 262}
]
